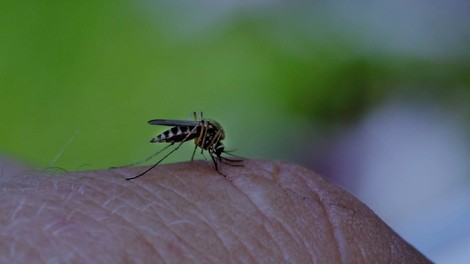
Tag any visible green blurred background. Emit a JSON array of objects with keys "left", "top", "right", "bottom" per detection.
[
  {"left": 1, "top": 1, "right": 469, "bottom": 262},
  {"left": 1, "top": 1, "right": 468, "bottom": 170}
]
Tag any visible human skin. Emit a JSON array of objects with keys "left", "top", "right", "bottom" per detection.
[{"left": 0, "top": 158, "right": 430, "bottom": 263}]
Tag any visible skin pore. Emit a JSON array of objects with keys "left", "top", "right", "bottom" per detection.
[{"left": 0, "top": 158, "right": 430, "bottom": 263}]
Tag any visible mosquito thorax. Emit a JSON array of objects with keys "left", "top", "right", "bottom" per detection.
[{"left": 207, "top": 119, "right": 225, "bottom": 139}]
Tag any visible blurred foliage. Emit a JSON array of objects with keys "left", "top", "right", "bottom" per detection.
[{"left": 0, "top": 1, "right": 468, "bottom": 171}]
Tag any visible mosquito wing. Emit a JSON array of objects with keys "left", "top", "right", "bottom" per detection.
[{"left": 148, "top": 119, "right": 200, "bottom": 127}]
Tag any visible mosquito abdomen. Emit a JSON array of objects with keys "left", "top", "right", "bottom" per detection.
[{"left": 151, "top": 126, "right": 199, "bottom": 143}]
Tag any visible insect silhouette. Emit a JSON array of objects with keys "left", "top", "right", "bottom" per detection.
[{"left": 119, "top": 112, "right": 243, "bottom": 180}]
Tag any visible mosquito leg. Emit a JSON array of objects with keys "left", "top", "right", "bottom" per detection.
[
  {"left": 210, "top": 153, "right": 219, "bottom": 172},
  {"left": 126, "top": 141, "right": 185, "bottom": 180},
  {"left": 210, "top": 153, "right": 230, "bottom": 178},
  {"left": 110, "top": 144, "right": 174, "bottom": 169},
  {"left": 190, "top": 145, "right": 197, "bottom": 161},
  {"left": 127, "top": 125, "right": 201, "bottom": 180},
  {"left": 199, "top": 121, "right": 208, "bottom": 154},
  {"left": 208, "top": 130, "right": 222, "bottom": 149},
  {"left": 199, "top": 151, "right": 217, "bottom": 171}
]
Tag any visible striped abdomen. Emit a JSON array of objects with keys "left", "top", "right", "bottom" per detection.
[{"left": 151, "top": 126, "right": 199, "bottom": 143}]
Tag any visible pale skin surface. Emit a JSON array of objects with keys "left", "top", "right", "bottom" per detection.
[{"left": 0, "top": 158, "right": 431, "bottom": 263}]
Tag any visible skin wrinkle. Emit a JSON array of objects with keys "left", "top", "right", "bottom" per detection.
[
  {"left": 266, "top": 163, "right": 317, "bottom": 263},
  {"left": 248, "top": 163, "right": 345, "bottom": 263},
  {"left": 74, "top": 183, "right": 166, "bottom": 261},
  {"left": 142, "top": 218, "right": 207, "bottom": 264},
  {"left": 0, "top": 159, "right": 431, "bottom": 263},
  {"left": 35, "top": 202, "right": 51, "bottom": 218},
  {"left": 102, "top": 190, "right": 127, "bottom": 208},
  {"left": 65, "top": 205, "right": 84, "bottom": 222},
  {"left": 234, "top": 213, "right": 282, "bottom": 263},
  {"left": 131, "top": 196, "right": 213, "bottom": 263},
  {"left": 132, "top": 227, "right": 168, "bottom": 264},
  {"left": 136, "top": 176, "right": 209, "bottom": 219},
  {"left": 243, "top": 165, "right": 323, "bottom": 262},
  {"left": 116, "top": 176, "right": 207, "bottom": 260},
  {"left": 135, "top": 198, "right": 206, "bottom": 243},
  {"left": 132, "top": 180, "right": 188, "bottom": 215},
  {"left": 51, "top": 223, "right": 75, "bottom": 236},
  {"left": 43, "top": 219, "right": 62, "bottom": 233},
  {"left": 229, "top": 186, "right": 294, "bottom": 262},
  {"left": 293, "top": 168, "right": 346, "bottom": 263},
  {"left": 3, "top": 217, "right": 29, "bottom": 238},
  {"left": 4, "top": 177, "right": 86, "bottom": 260},
  {"left": 172, "top": 168, "right": 268, "bottom": 260},
  {"left": 46, "top": 198, "right": 110, "bottom": 237},
  {"left": 221, "top": 215, "right": 271, "bottom": 262},
  {"left": 223, "top": 226, "right": 257, "bottom": 263},
  {"left": 146, "top": 169, "right": 270, "bottom": 263},
  {"left": 234, "top": 175, "right": 308, "bottom": 262},
  {"left": 283, "top": 171, "right": 341, "bottom": 263},
  {"left": 228, "top": 178, "right": 285, "bottom": 259},
  {"left": 68, "top": 177, "right": 117, "bottom": 200},
  {"left": 48, "top": 237, "right": 84, "bottom": 262},
  {"left": 317, "top": 191, "right": 345, "bottom": 263},
  {"left": 10, "top": 198, "right": 26, "bottom": 221},
  {"left": 61, "top": 180, "right": 124, "bottom": 220},
  {"left": 254, "top": 198, "right": 306, "bottom": 261},
  {"left": 62, "top": 188, "right": 80, "bottom": 204},
  {"left": 56, "top": 175, "right": 164, "bottom": 261},
  {"left": 80, "top": 177, "right": 158, "bottom": 216},
  {"left": 124, "top": 177, "right": 227, "bottom": 263},
  {"left": 7, "top": 205, "right": 68, "bottom": 260},
  {"left": 323, "top": 203, "right": 356, "bottom": 260},
  {"left": 203, "top": 205, "right": 257, "bottom": 263},
  {"left": 87, "top": 192, "right": 165, "bottom": 261},
  {"left": 167, "top": 176, "right": 257, "bottom": 261},
  {"left": 31, "top": 242, "right": 45, "bottom": 264},
  {"left": 22, "top": 169, "right": 211, "bottom": 262},
  {"left": 297, "top": 167, "right": 383, "bottom": 262},
  {"left": 276, "top": 173, "right": 318, "bottom": 263},
  {"left": 272, "top": 198, "right": 316, "bottom": 262},
  {"left": 76, "top": 176, "right": 119, "bottom": 197},
  {"left": 149, "top": 181, "right": 232, "bottom": 263},
  {"left": 219, "top": 197, "right": 275, "bottom": 260},
  {"left": 144, "top": 175, "right": 234, "bottom": 260}
]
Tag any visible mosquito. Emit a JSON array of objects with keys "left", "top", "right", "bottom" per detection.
[{"left": 118, "top": 112, "right": 242, "bottom": 180}]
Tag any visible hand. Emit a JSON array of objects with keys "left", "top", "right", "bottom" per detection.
[{"left": 0, "top": 158, "right": 430, "bottom": 263}]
